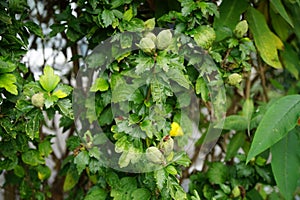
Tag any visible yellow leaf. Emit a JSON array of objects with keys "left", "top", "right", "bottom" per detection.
[
  {"left": 52, "top": 89, "right": 67, "bottom": 98},
  {"left": 247, "top": 7, "right": 284, "bottom": 69},
  {"left": 169, "top": 122, "right": 184, "bottom": 137}
]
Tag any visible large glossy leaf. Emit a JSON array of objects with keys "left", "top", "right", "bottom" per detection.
[
  {"left": 225, "top": 132, "right": 246, "bottom": 161},
  {"left": 214, "top": 0, "right": 249, "bottom": 30},
  {"left": 270, "top": 0, "right": 294, "bottom": 27},
  {"left": 247, "top": 7, "right": 284, "bottom": 69},
  {"left": 247, "top": 95, "right": 300, "bottom": 162},
  {"left": 281, "top": 43, "right": 300, "bottom": 79},
  {"left": 271, "top": 129, "right": 300, "bottom": 200}
]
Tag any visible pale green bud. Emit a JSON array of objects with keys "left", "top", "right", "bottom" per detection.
[
  {"left": 144, "top": 32, "right": 157, "bottom": 43},
  {"left": 194, "top": 26, "right": 216, "bottom": 49},
  {"left": 228, "top": 73, "right": 243, "bottom": 86},
  {"left": 156, "top": 30, "right": 172, "bottom": 50},
  {"left": 146, "top": 146, "right": 166, "bottom": 164},
  {"left": 234, "top": 20, "right": 248, "bottom": 38},
  {"left": 31, "top": 92, "right": 45, "bottom": 108},
  {"left": 138, "top": 37, "right": 156, "bottom": 54}
]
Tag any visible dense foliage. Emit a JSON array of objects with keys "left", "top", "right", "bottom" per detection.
[{"left": 0, "top": 0, "right": 300, "bottom": 199}]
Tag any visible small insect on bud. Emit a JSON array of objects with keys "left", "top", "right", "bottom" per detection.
[
  {"left": 228, "top": 73, "right": 243, "bottom": 86},
  {"left": 31, "top": 92, "right": 45, "bottom": 108},
  {"left": 156, "top": 30, "right": 173, "bottom": 50}
]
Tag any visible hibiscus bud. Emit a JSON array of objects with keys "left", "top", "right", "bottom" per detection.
[
  {"left": 156, "top": 30, "right": 172, "bottom": 50},
  {"left": 31, "top": 92, "right": 45, "bottom": 108}
]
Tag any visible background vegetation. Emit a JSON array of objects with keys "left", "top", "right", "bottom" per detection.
[{"left": 0, "top": 0, "right": 300, "bottom": 199}]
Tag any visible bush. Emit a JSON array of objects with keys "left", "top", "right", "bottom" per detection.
[{"left": 0, "top": 0, "right": 300, "bottom": 199}]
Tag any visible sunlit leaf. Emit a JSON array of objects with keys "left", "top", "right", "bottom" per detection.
[
  {"left": 247, "top": 95, "right": 300, "bottom": 162},
  {"left": 247, "top": 7, "right": 284, "bottom": 69},
  {"left": 0, "top": 73, "right": 18, "bottom": 95},
  {"left": 39, "top": 66, "right": 60, "bottom": 92}
]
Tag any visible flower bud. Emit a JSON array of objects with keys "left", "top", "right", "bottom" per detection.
[
  {"left": 156, "top": 30, "right": 172, "bottom": 50},
  {"left": 232, "top": 186, "right": 241, "bottom": 198},
  {"left": 138, "top": 37, "right": 156, "bottom": 54},
  {"left": 144, "top": 32, "right": 157, "bottom": 43},
  {"left": 146, "top": 146, "right": 166, "bottom": 164},
  {"left": 161, "top": 137, "right": 174, "bottom": 156},
  {"left": 234, "top": 20, "right": 248, "bottom": 38},
  {"left": 194, "top": 26, "right": 216, "bottom": 49},
  {"left": 31, "top": 92, "right": 45, "bottom": 108},
  {"left": 228, "top": 73, "right": 242, "bottom": 86}
]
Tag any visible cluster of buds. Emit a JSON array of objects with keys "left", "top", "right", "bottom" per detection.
[{"left": 137, "top": 30, "right": 173, "bottom": 54}]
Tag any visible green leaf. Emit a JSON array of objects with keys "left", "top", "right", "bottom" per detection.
[
  {"left": 52, "top": 84, "right": 73, "bottom": 98},
  {"left": 57, "top": 99, "right": 74, "bottom": 119},
  {"left": 98, "top": 107, "right": 113, "bottom": 126},
  {"left": 90, "top": 78, "right": 109, "bottom": 92},
  {"left": 38, "top": 139, "right": 53, "bottom": 157},
  {"left": 247, "top": 7, "right": 284, "bottom": 69},
  {"left": 167, "top": 68, "right": 190, "bottom": 89},
  {"left": 270, "top": 0, "right": 294, "bottom": 27},
  {"left": 25, "top": 21, "right": 44, "bottom": 38},
  {"left": 135, "top": 56, "right": 154, "bottom": 75},
  {"left": 88, "top": 147, "right": 101, "bottom": 160},
  {"left": 0, "top": 73, "right": 18, "bottom": 95},
  {"left": 102, "top": 9, "right": 115, "bottom": 27},
  {"left": 281, "top": 43, "right": 299, "bottom": 79},
  {"left": 242, "top": 99, "right": 254, "bottom": 135},
  {"left": 225, "top": 132, "right": 246, "bottom": 161},
  {"left": 271, "top": 129, "right": 300, "bottom": 200},
  {"left": 214, "top": 0, "right": 249, "bottom": 30},
  {"left": 220, "top": 115, "right": 248, "bottom": 131},
  {"left": 63, "top": 164, "right": 80, "bottom": 191},
  {"left": 66, "top": 136, "right": 81, "bottom": 151},
  {"left": 25, "top": 110, "right": 42, "bottom": 140},
  {"left": 195, "top": 77, "right": 208, "bottom": 102},
  {"left": 123, "top": 6, "right": 133, "bottom": 21},
  {"left": 74, "top": 151, "right": 90, "bottom": 174},
  {"left": 44, "top": 94, "right": 58, "bottom": 108},
  {"left": 111, "top": 83, "right": 137, "bottom": 103},
  {"left": 84, "top": 186, "right": 107, "bottom": 200},
  {"left": 22, "top": 150, "right": 44, "bottom": 166},
  {"left": 247, "top": 95, "right": 300, "bottom": 162},
  {"left": 151, "top": 78, "right": 172, "bottom": 103},
  {"left": 37, "top": 165, "right": 51, "bottom": 181},
  {"left": 154, "top": 168, "right": 167, "bottom": 190},
  {"left": 39, "top": 66, "right": 60, "bottom": 92},
  {"left": 131, "top": 188, "right": 151, "bottom": 200},
  {"left": 0, "top": 11, "right": 12, "bottom": 24},
  {"left": 0, "top": 59, "right": 16, "bottom": 73},
  {"left": 14, "top": 165, "right": 25, "bottom": 177},
  {"left": 207, "top": 162, "right": 228, "bottom": 184}
]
